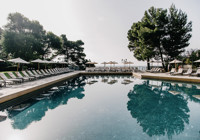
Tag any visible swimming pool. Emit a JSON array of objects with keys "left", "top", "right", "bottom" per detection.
[{"left": 0, "top": 75, "right": 200, "bottom": 140}]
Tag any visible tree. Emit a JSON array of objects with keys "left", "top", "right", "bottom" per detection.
[
  {"left": 127, "top": 5, "right": 192, "bottom": 70},
  {"left": 60, "top": 34, "right": 71, "bottom": 63},
  {"left": 128, "top": 22, "right": 156, "bottom": 70},
  {"left": 0, "top": 27, "right": 3, "bottom": 57},
  {"left": 2, "top": 12, "right": 46, "bottom": 60},
  {"left": 0, "top": 27, "right": 2, "bottom": 39},
  {"left": 58, "top": 35, "right": 87, "bottom": 69},
  {"left": 162, "top": 5, "right": 192, "bottom": 62},
  {"left": 179, "top": 49, "right": 200, "bottom": 66},
  {"left": 69, "top": 40, "right": 87, "bottom": 69},
  {"left": 1, "top": 12, "right": 88, "bottom": 69},
  {"left": 43, "top": 32, "right": 62, "bottom": 59}
]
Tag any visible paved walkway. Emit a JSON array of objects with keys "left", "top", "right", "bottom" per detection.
[
  {"left": 133, "top": 72, "right": 200, "bottom": 84},
  {"left": 0, "top": 71, "right": 80, "bottom": 104}
]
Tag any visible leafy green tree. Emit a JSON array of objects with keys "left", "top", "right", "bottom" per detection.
[
  {"left": 179, "top": 49, "right": 200, "bottom": 66},
  {"left": 69, "top": 40, "right": 87, "bottom": 69},
  {"left": 44, "top": 32, "right": 62, "bottom": 59},
  {"left": 58, "top": 35, "right": 87, "bottom": 69},
  {"left": 0, "top": 27, "right": 3, "bottom": 57},
  {"left": 127, "top": 22, "right": 155, "bottom": 70},
  {"left": 128, "top": 7, "right": 168, "bottom": 69},
  {"left": 128, "top": 5, "right": 192, "bottom": 70},
  {"left": 0, "top": 27, "right": 2, "bottom": 39},
  {"left": 141, "top": 7, "right": 168, "bottom": 69},
  {"left": 162, "top": 5, "right": 192, "bottom": 62},
  {"left": 60, "top": 34, "right": 72, "bottom": 63},
  {"left": 1, "top": 12, "right": 88, "bottom": 69},
  {"left": 2, "top": 12, "right": 46, "bottom": 60},
  {"left": 2, "top": 31, "right": 36, "bottom": 60}
]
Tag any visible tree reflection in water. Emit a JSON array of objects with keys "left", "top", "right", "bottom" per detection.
[
  {"left": 127, "top": 80, "right": 190, "bottom": 139},
  {"left": 7, "top": 76, "right": 87, "bottom": 130}
]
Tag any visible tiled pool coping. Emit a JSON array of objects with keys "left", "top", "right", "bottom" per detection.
[
  {"left": 133, "top": 72, "right": 200, "bottom": 84},
  {"left": 0, "top": 71, "right": 199, "bottom": 107}
]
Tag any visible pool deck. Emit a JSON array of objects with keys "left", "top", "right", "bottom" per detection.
[
  {"left": 0, "top": 71, "right": 80, "bottom": 104},
  {"left": 133, "top": 72, "right": 200, "bottom": 84}
]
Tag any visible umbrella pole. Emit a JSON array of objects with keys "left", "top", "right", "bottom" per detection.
[
  {"left": 175, "top": 63, "right": 176, "bottom": 72},
  {"left": 38, "top": 63, "right": 39, "bottom": 70},
  {"left": 17, "top": 63, "right": 19, "bottom": 72}
]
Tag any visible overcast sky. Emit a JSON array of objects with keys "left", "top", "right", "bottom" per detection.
[{"left": 0, "top": 0, "right": 200, "bottom": 66}]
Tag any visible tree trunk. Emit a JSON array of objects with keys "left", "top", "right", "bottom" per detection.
[{"left": 157, "top": 43, "right": 165, "bottom": 70}]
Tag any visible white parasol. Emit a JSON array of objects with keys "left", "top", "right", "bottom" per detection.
[{"left": 8, "top": 57, "right": 29, "bottom": 71}]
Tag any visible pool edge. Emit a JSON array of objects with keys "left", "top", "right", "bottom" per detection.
[{"left": 0, "top": 72, "right": 80, "bottom": 105}]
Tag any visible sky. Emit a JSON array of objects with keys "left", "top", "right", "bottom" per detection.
[{"left": 0, "top": 0, "right": 200, "bottom": 66}]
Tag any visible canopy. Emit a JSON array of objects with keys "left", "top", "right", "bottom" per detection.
[
  {"left": 48, "top": 61, "right": 56, "bottom": 64},
  {"left": 107, "top": 61, "right": 113, "bottom": 64},
  {"left": 86, "top": 61, "right": 98, "bottom": 68},
  {"left": 124, "top": 61, "right": 134, "bottom": 67},
  {"left": 86, "top": 62, "right": 98, "bottom": 64},
  {"left": 101, "top": 62, "right": 108, "bottom": 65},
  {"left": 169, "top": 59, "right": 182, "bottom": 64},
  {"left": 106, "top": 61, "right": 118, "bottom": 67},
  {"left": 107, "top": 61, "right": 118, "bottom": 64},
  {"left": 42, "top": 60, "right": 51, "bottom": 64},
  {"left": 8, "top": 57, "right": 29, "bottom": 71},
  {"left": 112, "top": 61, "right": 118, "bottom": 67},
  {"left": 31, "top": 59, "right": 44, "bottom": 63},
  {"left": 124, "top": 61, "right": 134, "bottom": 64},
  {"left": 31, "top": 59, "right": 54, "bottom": 70},
  {"left": 8, "top": 57, "right": 29, "bottom": 64},
  {"left": 112, "top": 61, "right": 118, "bottom": 65},
  {"left": 101, "top": 62, "right": 108, "bottom": 67}
]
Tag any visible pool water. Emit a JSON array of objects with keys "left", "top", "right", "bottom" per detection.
[{"left": 0, "top": 76, "right": 200, "bottom": 140}]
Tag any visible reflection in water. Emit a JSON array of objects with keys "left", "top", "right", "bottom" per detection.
[
  {"left": 5, "top": 75, "right": 136, "bottom": 130},
  {"left": 127, "top": 80, "right": 192, "bottom": 139},
  {"left": 6, "top": 76, "right": 86, "bottom": 130},
  {"left": 85, "top": 75, "right": 134, "bottom": 85},
  {"left": 1, "top": 76, "right": 200, "bottom": 139}
]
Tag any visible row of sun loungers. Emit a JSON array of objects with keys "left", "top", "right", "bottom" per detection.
[
  {"left": 170, "top": 68, "right": 200, "bottom": 76},
  {"left": 146, "top": 68, "right": 164, "bottom": 73},
  {"left": 86, "top": 67, "right": 135, "bottom": 72},
  {"left": 0, "top": 68, "right": 72, "bottom": 87},
  {"left": 147, "top": 67, "right": 200, "bottom": 77}
]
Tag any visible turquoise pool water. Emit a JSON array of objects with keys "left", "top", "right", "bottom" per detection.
[{"left": 0, "top": 76, "right": 200, "bottom": 140}]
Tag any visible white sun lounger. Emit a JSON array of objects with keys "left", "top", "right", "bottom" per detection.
[
  {"left": 191, "top": 69, "right": 200, "bottom": 77},
  {"left": 0, "top": 73, "right": 21, "bottom": 84}
]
